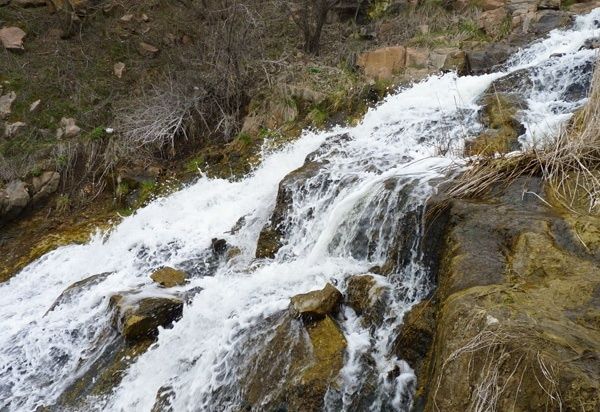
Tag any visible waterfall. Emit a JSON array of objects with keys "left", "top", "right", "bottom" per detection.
[{"left": 1, "top": 9, "right": 598, "bottom": 412}]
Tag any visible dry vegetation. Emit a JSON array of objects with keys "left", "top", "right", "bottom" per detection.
[{"left": 448, "top": 57, "right": 600, "bottom": 215}]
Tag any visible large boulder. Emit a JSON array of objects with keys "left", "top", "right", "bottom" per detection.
[
  {"left": 110, "top": 293, "right": 184, "bottom": 341},
  {"left": 357, "top": 46, "right": 406, "bottom": 81},
  {"left": 290, "top": 283, "right": 343, "bottom": 321}
]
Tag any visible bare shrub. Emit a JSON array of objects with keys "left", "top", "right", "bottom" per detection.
[
  {"left": 114, "top": 0, "right": 267, "bottom": 158},
  {"left": 278, "top": 0, "right": 339, "bottom": 55},
  {"left": 114, "top": 78, "right": 198, "bottom": 155}
]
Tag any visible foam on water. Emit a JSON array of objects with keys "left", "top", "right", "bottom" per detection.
[{"left": 1, "top": 8, "right": 599, "bottom": 412}]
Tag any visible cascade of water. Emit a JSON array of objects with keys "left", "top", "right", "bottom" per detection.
[{"left": 0, "top": 9, "right": 598, "bottom": 412}]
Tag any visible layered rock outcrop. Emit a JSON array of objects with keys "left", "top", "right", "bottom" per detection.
[{"left": 401, "top": 178, "right": 600, "bottom": 411}]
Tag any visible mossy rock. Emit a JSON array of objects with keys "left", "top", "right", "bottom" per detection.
[
  {"left": 150, "top": 266, "right": 187, "bottom": 288},
  {"left": 290, "top": 283, "right": 343, "bottom": 321},
  {"left": 255, "top": 160, "right": 326, "bottom": 259},
  {"left": 465, "top": 94, "right": 525, "bottom": 156},
  {"left": 420, "top": 177, "right": 600, "bottom": 411}
]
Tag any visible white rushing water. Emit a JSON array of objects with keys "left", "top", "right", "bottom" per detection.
[{"left": 1, "top": 9, "right": 599, "bottom": 412}]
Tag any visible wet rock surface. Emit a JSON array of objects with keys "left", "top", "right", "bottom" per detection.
[
  {"left": 290, "top": 283, "right": 343, "bottom": 320},
  {"left": 256, "top": 159, "right": 327, "bottom": 258},
  {"left": 345, "top": 274, "right": 389, "bottom": 329},
  {"left": 413, "top": 177, "right": 600, "bottom": 411},
  {"left": 110, "top": 293, "right": 184, "bottom": 342}
]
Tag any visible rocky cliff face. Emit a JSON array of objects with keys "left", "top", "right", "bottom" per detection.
[{"left": 400, "top": 178, "right": 600, "bottom": 411}]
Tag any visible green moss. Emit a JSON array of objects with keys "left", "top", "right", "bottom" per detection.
[
  {"left": 236, "top": 132, "right": 253, "bottom": 146},
  {"left": 307, "top": 106, "right": 329, "bottom": 127},
  {"left": 85, "top": 127, "right": 108, "bottom": 141},
  {"left": 368, "top": 0, "right": 392, "bottom": 20},
  {"left": 184, "top": 154, "right": 206, "bottom": 174}
]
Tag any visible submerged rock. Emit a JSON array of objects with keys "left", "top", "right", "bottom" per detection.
[
  {"left": 238, "top": 311, "right": 347, "bottom": 411},
  {"left": 256, "top": 159, "right": 326, "bottom": 258},
  {"left": 346, "top": 274, "right": 388, "bottom": 328},
  {"left": 150, "top": 266, "right": 187, "bottom": 288},
  {"left": 46, "top": 272, "right": 112, "bottom": 314},
  {"left": 110, "top": 293, "right": 184, "bottom": 341},
  {"left": 465, "top": 93, "right": 525, "bottom": 156},
  {"left": 290, "top": 283, "right": 343, "bottom": 321}
]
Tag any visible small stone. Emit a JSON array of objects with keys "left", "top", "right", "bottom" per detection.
[
  {"left": 0, "top": 26, "right": 26, "bottom": 50},
  {"left": 290, "top": 283, "right": 343, "bottom": 321},
  {"left": 138, "top": 41, "right": 159, "bottom": 56},
  {"left": 29, "top": 99, "right": 41, "bottom": 112},
  {"left": 113, "top": 62, "right": 126, "bottom": 78},
  {"left": 211, "top": 238, "right": 228, "bottom": 256},
  {"left": 150, "top": 267, "right": 187, "bottom": 288},
  {"left": 0, "top": 91, "right": 16, "bottom": 119},
  {"left": 120, "top": 14, "right": 134, "bottom": 22},
  {"left": 4, "top": 121, "right": 26, "bottom": 138},
  {"left": 59, "top": 117, "right": 81, "bottom": 138}
]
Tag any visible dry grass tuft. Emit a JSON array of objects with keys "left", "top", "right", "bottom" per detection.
[
  {"left": 432, "top": 313, "right": 563, "bottom": 412},
  {"left": 447, "top": 58, "right": 600, "bottom": 214}
]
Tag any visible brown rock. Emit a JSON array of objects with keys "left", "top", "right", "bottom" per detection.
[
  {"left": 0, "top": 91, "right": 16, "bottom": 119},
  {"left": 477, "top": 7, "right": 508, "bottom": 36},
  {"left": 290, "top": 283, "right": 342, "bottom": 320},
  {"left": 110, "top": 293, "right": 184, "bottom": 341},
  {"left": 4, "top": 121, "right": 26, "bottom": 138},
  {"left": 150, "top": 267, "right": 187, "bottom": 288},
  {"left": 346, "top": 274, "right": 389, "bottom": 328},
  {"left": 31, "top": 171, "right": 60, "bottom": 202},
  {"left": 357, "top": 46, "right": 406, "bottom": 81},
  {"left": 0, "top": 26, "right": 26, "bottom": 50},
  {"left": 139, "top": 41, "right": 159, "bottom": 56},
  {"left": 113, "top": 62, "right": 125, "bottom": 78},
  {"left": 405, "top": 47, "right": 430, "bottom": 69}
]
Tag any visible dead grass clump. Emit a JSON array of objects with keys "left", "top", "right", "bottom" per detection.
[
  {"left": 448, "top": 58, "right": 600, "bottom": 214},
  {"left": 432, "top": 314, "right": 563, "bottom": 412}
]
